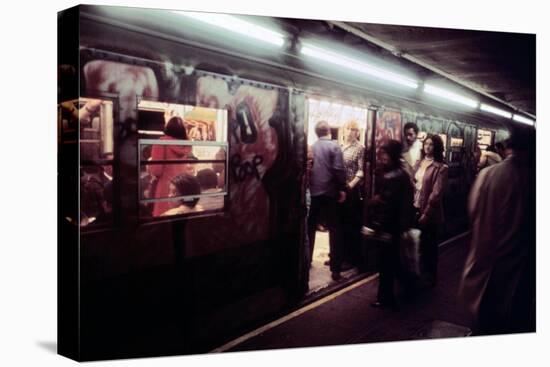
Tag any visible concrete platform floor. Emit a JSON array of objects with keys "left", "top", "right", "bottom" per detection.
[
  {"left": 308, "top": 231, "right": 359, "bottom": 293},
  {"left": 220, "top": 234, "right": 475, "bottom": 353}
]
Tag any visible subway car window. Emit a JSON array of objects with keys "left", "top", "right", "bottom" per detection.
[
  {"left": 59, "top": 98, "right": 114, "bottom": 228},
  {"left": 307, "top": 97, "right": 368, "bottom": 145},
  {"left": 137, "top": 100, "right": 228, "bottom": 220},
  {"left": 477, "top": 129, "right": 494, "bottom": 151}
]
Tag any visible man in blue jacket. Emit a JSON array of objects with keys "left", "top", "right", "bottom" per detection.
[{"left": 308, "top": 121, "right": 347, "bottom": 281}]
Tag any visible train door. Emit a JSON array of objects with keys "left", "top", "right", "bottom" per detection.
[
  {"left": 305, "top": 96, "right": 369, "bottom": 294},
  {"left": 477, "top": 128, "right": 499, "bottom": 171},
  {"left": 444, "top": 122, "right": 467, "bottom": 235},
  {"left": 477, "top": 128, "right": 495, "bottom": 151}
]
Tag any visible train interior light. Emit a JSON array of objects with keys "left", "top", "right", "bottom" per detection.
[
  {"left": 480, "top": 103, "right": 513, "bottom": 119},
  {"left": 423, "top": 84, "right": 479, "bottom": 108},
  {"left": 512, "top": 114, "right": 535, "bottom": 126},
  {"left": 300, "top": 42, "right": 419, "bottom": 89},
  {"left": 170, "top": 11, "right": 286, "bottom": 47}
]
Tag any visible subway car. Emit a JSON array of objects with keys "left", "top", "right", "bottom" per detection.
[{"left": 58, "top": 5, "right": 522, "bottom": 361}]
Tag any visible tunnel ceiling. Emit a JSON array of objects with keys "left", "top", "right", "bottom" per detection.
[
  {"left": 346, "top": 23, "right": 535, "bottom": 116},
  {"left": 299, "top": 20, "right": 536, "bottom": 117}
]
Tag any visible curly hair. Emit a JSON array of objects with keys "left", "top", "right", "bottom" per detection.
[
  {"left": 421, "top": 134, "right": 445, "bottom": 163},
  {"left": 403, "top": 122, "right": 419, "bottom": 135},
  {"left": 379, "top": 139, "right": 403, "bottom": 169}
]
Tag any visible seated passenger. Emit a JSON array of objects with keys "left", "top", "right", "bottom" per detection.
[
  {"left": 150, "top": 116, "right": 192, "bottom": 217},
  {"left": 196, "top": 168, "right": 220, "bottom": 192},
  {"left": 196, "top": 168, "right": 224, "bottom": 211},
  {"left": 161, "top": 174, "right": 203, "bottom": 216}
]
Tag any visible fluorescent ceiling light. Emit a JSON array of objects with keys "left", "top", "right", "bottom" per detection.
[
  {"left": 171, "top": 11, "right": 285, "bottom": 47},
  {"left": 480, "top": 103, "right": 512, "bottom": 119},
  {"left": 301, "top": 43, "right": 418, "bottom": 89},
  {"left": 424, "top": 84, "right": 478, "bottom": 108},
  {"left": 513, "top": 114, "right": 535, "bottom": 126}
]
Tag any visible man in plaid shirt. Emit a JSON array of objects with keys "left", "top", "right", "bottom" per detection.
[{"left": 341, "top": 120, "right": 365, "bottom": 269}]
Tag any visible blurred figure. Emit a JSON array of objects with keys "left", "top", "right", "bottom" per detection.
[
  {"left": 212, "top": 147, "right": 226, "bottom": 189},
  {"left": 301, "top": 145, "right": 314, "bottom": 292},
  {"left": 413, "top": 134, "right": 448, "bottom": 287},
  {"left": 369, "top": 140, "right": 414, "bottom": 309},
  {"left": 402, "top": 122, "right": 422, "bottom": 171},
  {"left": 161, "top": 174, "right": 203, "bottom": 216},
  {"left": 340, "top": 120, "right": 365, "bottom": 268},
  {"left": 150, "top": 116, "right": 192, "bottom": 217},
  {"left": 308, "top": 121, "right": 347, "bottom": 281},
  {"left": 473, "top": 144, "right": 482, "bottom": 170},
  {"left": 80, "top": 164, "right": 112, "bottom": 226},
  {"left": 461, "top": 146, "right": 477, "bottom": 191},
  {"left": 140, "top": 145, "right": 155, "bottom": 217},
  {"left": 495, "top": 140, "right": 512, "bottom": 160},
  {"left": 477, "top": 144, "right": 502, "bottom": 171},
  {"left": 460, "top": 126, "right": 535, "bottom": 335}
]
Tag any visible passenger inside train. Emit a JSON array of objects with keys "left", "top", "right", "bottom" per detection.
[{"left": 137, "top": 100, "right": 228, "bottom": 220}]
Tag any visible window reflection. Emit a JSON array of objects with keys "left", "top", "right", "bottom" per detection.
[
  {"left": 80, "top": 164, "right": 113, "bottom": 226},
  {"left": 59, "top": 98, "right": 115, "bottom": 228}
]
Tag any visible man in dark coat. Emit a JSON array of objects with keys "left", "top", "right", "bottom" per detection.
[
  {"left": 370, "top": 140, "right": 414, "bottom": 308},
  {"left": 460, "top": 125, "right": 535, "bottom": 335}
]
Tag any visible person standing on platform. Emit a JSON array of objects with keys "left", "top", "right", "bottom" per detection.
[
  {"left": 308, "top": 121, "right": 347, "bottom": 281},
  {"left": 341, "top": 120, "right": 365, "bottom": 269},
  {"left": 402, "top": 122, "right": 422, "bottom": 176},
  {"left": 413, "top": 134, "right": 448, "bottom": 287},
  {"left": 460, "top": 126, "right": 535, "bottom": 335},
  {"left": 477, "top": 144, "right": 502, "bottom": 171},
  {"left": 370, "top": 140, "right": 414, "bottom": 309}
]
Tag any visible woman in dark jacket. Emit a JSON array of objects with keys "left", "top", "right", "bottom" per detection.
[
  {"left": 150, "top": 116, "right": 193, "bottom": 217},
  {"left": 370, "top": 140, "right": 414, "bottom": 309},
  {"left": 413, "top": 134, "right": 449, "bottom": 286}
]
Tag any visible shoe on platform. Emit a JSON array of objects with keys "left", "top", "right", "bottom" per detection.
[
  {"left": 370, "top": 301, "right": 398, "bottom": 310},
  {"left": 340, "top": 262, "right": 353, "bottom": 271},
  {"left": 331, "top": 272, "right": 342, "bottom": 281}
]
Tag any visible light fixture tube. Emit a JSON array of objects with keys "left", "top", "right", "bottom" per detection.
[
  {"left": 301, "top": 43, "right": 418, "bottom": 89},
  {"left": 512, "top": 114, "right": 535, "bottom": 126},
  {"left": 480, "top": 103, "right": 512, "bottom": 119},
  {"left": 424, "top": 84, "right": 479, "bottom": 108},
  {"left": 171, "top": 11, "right": 285, "bottom": 47}
]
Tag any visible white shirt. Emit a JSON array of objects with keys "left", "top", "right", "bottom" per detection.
[
  {"left": 414, "top": 157, "right": 433, "bottom": 208},
  {"left": 403, "top": 139, "right": 422, "bottom": 169}
]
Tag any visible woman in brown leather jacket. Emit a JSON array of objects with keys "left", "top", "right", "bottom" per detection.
[{"left": 413, "top": 134, "right": 448, "bottom": 287}]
